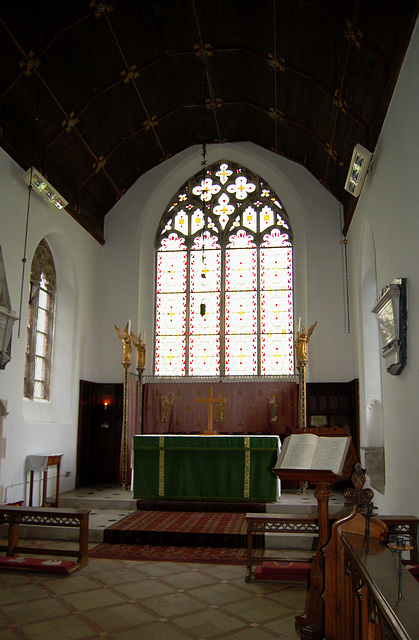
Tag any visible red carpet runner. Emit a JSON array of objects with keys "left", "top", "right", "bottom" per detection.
[
  {"left": 103, "top": 510, "right": 250, "bottom": 547},
  {"left": 89, "top": 508, "right": 264, "bottom": 565}
]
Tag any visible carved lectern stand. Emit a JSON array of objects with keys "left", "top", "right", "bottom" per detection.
[{"left": 274, "top": 448, "right": 357, "bottom": 640}]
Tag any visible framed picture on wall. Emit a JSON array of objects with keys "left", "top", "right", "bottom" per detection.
[{"left": 372, "top": 278, "right": 407, "bottom": 375}]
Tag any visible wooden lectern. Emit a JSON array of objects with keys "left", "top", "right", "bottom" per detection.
[{"left": 273, "top": 435, "right": 358, "bottom": 640}]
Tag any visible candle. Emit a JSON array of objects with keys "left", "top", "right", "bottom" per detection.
[
  {"left": 128, "top": 319, "right": 131, "bottom": 335},
  {"left": 143, "top": 330, "right": 146, "bottom": 344},
  {"left": 298, "top": 317, "right": 301, "bottom": 333}
]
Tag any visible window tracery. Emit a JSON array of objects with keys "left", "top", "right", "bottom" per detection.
[{"left": 155, "top": 160, "right": 294, "bottom": 377}]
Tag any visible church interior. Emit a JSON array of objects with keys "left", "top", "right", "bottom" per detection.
[{"left": 0, "top": 1, "right": 419, "bottom": 637}]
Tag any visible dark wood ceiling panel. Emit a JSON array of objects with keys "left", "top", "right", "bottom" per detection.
[
  {"left": 0, "top": 0, "right": 417, "bottom": 242},
  {"left": 137, "top": 54, "right": 204, "bottom": 123},
  {"left": 76, "top": 84, "right": 146, "bottom": 158}
]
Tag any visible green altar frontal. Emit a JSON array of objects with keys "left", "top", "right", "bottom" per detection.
[{"left": 132, "top": 435, "right": 279, "bottom": 502}]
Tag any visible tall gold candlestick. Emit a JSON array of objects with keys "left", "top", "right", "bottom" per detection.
[
  {"left": 295, "top": 321, "right": 317, "bottom": 494},
  {"left": 114, "top": 322, "right": 132, "bottom": 490},
  {"left": 131, "top": 332, "right": 146, "bottom": 435}
]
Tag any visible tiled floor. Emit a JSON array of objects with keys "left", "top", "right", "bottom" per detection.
[
  {"left": 0, "top": 485, "right": 342, "bottom": 639},
  {"left": 0, "top": 541, "right": 308, "bottom": 639}
]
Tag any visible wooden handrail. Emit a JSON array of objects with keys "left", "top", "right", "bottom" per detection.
[
  {"left": 342, "top": 532, "right": 419, "bottom": 640},
  {"left": 323, "top": 509, "right": 419, "bottom": 640}
]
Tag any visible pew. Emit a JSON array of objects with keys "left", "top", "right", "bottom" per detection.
[
  {"left": 0, "top": 505, "right": 90, "bottom": 575},
  {"left": 245, "top": 511, "right": 418, "bottom": 582}
]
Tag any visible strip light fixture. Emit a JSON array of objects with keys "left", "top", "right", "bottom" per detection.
[
  {"left": 21, "top": 168, "right": 68, "bottom": 210},
  {"left": 344, "top": 144, "right": 373, "bottom": 197}
]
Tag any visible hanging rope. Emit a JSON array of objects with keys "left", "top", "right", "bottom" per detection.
[
  {"left": 17, "top": 58, "right": 42, "bottom": 337},
  {"left": 18, "top": 174, "right": 33, "bottom": 337},
  {"left": 341, "top": 206, "right": 350, "bottom": 333}
]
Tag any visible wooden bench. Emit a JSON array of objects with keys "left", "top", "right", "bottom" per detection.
[
  {"left": 0, "top": 505, "right": 90, "bottom": 575},
  {"left": 245, "top": 511, "right": 418, "bottom": 582}
]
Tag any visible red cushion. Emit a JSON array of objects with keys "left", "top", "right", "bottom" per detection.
[
  {"left": 254, "top": 561, "right": 311, "bottom": 581},
  {"left": 408, "top": 565, "right": 419, "bottom": 581},
  {"left": 0, "top": 556, "right": 75, "bottom": 574}
]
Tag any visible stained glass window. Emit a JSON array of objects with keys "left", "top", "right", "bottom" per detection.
[
  {"left": 24, "top": 239, "right": 56, "bottom": 399},
  {"left": 155, "top": 160, "right": 294, "bottom": 376}
]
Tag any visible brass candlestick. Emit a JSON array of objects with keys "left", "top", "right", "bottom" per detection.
[
  {"left": 114, "top": 322, "right": 132, "bottom": 490},
  {"left": 295, "top": 321, "right": 317, "bottom": 430},
  {"left": 389, "top": 536, "right": 413, "bottom": 598},
  {"left": 295, "top": 321, "right": 317, "bottom": 494},
  {"left": 131, "top": 332, "right": 146, "bottom": 435}
]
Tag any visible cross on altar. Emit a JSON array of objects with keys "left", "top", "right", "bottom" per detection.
[{"left": 195, "top": 386, "right": 226, "bottom": 435}]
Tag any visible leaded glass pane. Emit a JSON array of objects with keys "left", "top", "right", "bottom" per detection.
[
  {"left": 35, "top": 332, "right": 47, "bottom": 357},
  {"left": 225, "top": 333, "right": 257, "bottom": 375},
  {"left": 260, "top": 290, "right": 291, "bottom": 332},
  {"left": 157, "top": 251, "right": 187, "bottom": 293},
  {"left": 243, "top": 206, "right": 257, "bottom": 232},
  {"left": 189, "top": 334, "right": 220, "bottom": 376},
  {"left": 160, "top": 232, "right": 185, "bottom": 251},
  {"left": 260, "top": 247, "right": 292, "bottom": 290},
  {"left": 37, "top": 307, "right": 47, "bottom": 333},
  {"left": 190, "top": 292, "right": 220, "bottom": 335},
  {"left": 174, "top": 210, "right": 188, "bottom": 234},
  {"left": 261, "top": 333, "right": 294, "bottom": 375},
  {"left": 215, "top": 163, "right": 233, "bottom": 185},
  {"left": 225, "top": 291, "right": 257, "bottom": 333},
  {"left": 191, "top": 208, "right": 205, "bottom": 235},
  {"left": 190, "top": 248, "right": 221, "bottom": 293},
  {"left": 155, "top": 334, "right": 186, "bottom": 376},
  {"left": 156, "top": 293, "right": 186, "bottom": 336},
  {"left": 261, "top": 228, "right": 292, "bottom": 247},
  {"left": 34, "top": 380, "right": 44, "bottom": 399},
  {"left": 227, "top": 176, "right": 256, "bottom": 200},
  {"left": 38, "top": 288, "right": 49, "bottom": 310},
  {"left": 260, "top": 205, "right": 275, "bottom": 231},
  {"left": 226, "top": 248, "right": 257, "bottom": 291},
  {"left": 213, "top": 193, "right": 235, "bottom": 229},
  {"left": 34, "top": 355, "right": 45, "bottom": 382}
]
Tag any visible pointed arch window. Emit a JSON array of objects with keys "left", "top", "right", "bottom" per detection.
[
  {"left": 155, "top": 160, "right": 294, "bottom": 377},
  {"left": 24, "top": 239, "right": 56, "bottom": 400}
]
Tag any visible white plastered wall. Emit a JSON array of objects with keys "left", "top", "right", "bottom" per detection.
[
  {"left": 347, "top": 20, "right": 419, "bottom": 515},
  {"left": 100, "top": 142, "right": 354, "bottom": 384},
  {"left": 0, "top": 151, "right": 102, "bottom": 503}
]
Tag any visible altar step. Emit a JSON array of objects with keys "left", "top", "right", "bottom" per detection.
[{"left": 0, "top": 485, "right": 345, "bottom": 547}]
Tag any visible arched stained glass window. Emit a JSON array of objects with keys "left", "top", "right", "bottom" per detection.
[
  {"left": 155, "top": 160, "right": 294, "bottom": 377},
  {"left": 24, "top": 239, "right": 56, "bottom": 400}
]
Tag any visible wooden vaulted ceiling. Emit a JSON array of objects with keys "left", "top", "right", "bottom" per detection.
[{"left": 0, "top": 0, "right": 417, "bottom": 244}]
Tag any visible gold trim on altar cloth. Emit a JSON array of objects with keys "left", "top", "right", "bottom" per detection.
[
  {"left": 244, "top": 436, "right": 250, "bottom": 498},
  {"left": 159, "top": 436, "right": 165, "bottom": 496}
]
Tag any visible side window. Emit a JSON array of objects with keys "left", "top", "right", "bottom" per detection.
[{"left": 24, "top": 239, "right": 56, "bottom": 400}]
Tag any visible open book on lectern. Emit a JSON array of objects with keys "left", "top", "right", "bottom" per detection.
[{"left": 275, "top": 433, "right": 351, "bottom": 476}]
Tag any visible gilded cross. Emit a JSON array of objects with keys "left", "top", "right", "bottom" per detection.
[{"left": 195, "top": 386, "right": 226, "bottom": 435}]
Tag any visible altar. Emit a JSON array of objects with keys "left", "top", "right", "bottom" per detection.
[{"left": 132, "top": 435, "right": 280, "bottom": 502}]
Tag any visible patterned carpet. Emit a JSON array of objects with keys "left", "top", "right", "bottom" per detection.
[
  {"left": 136, "top": 499, "right": 266, "bottom": 512},
  {"left": 102, "top": 509, "right": 253, "bottom": 548},
  {"left": 89, "top": 542, "right": 263, "bottom": 565},
  {"left": 89, "top": 507, "right": 267, "bottom": 564}
]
